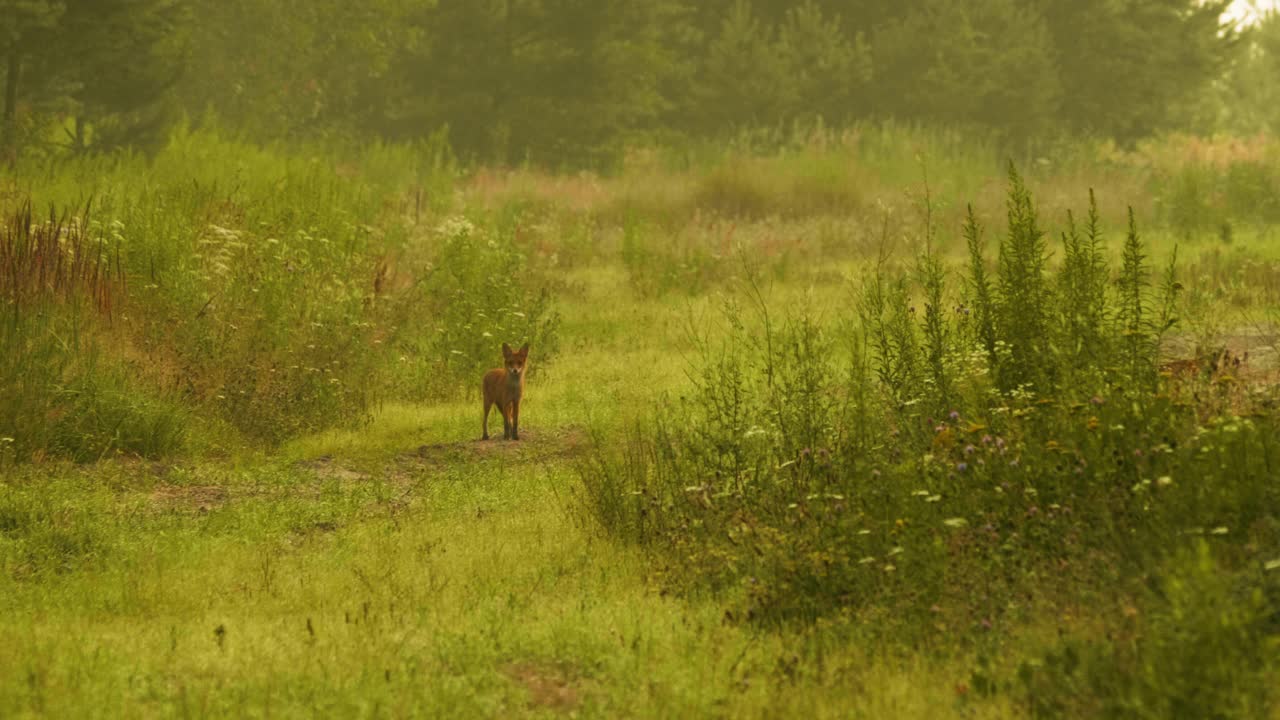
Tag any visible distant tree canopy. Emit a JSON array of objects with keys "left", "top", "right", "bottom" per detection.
[
  {"left": 0, "top": 0, "right": 1250, "bottom": 165},
  {"left": 1, "top": 0, "right": 187, "bottom": 156},
  {"left": 1211, "top": 10, "right": 1280, "bottom": 135}
]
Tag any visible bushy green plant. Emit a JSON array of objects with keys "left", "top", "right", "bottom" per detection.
[
  {"left": 1016, "top": 544, "right": 1279, "bottom": 719},
  {"left": 577, "top": 174, "right": 1280, "bottom": 636},
  {"left": 391, "top": 216, "right": 560, "bottom": 400}
]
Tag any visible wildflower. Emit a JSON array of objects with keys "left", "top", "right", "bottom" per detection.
[
  {"left": 956, "top": 462, "right": 968, "bottom": 473},
  {"left": 949, "top": 410, "right": 960, "bottom": 421}
]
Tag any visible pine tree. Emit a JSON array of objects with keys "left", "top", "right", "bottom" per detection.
[
  {"left": 0, "top": 0, "right": 62, "bottom": 160},
  {"left": 56, "top": 0, "right": 191, "bottom": 151},
  {"left": 1040, "top": 0, "right": 1237, "bottom": 143}
]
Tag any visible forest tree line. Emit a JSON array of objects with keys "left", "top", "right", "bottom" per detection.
[{"left": 2, "top": 0, "right": 1279, "bottom": 166}]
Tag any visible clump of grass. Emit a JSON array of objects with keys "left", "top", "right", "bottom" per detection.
[
  {"left": 1013, "top": 543, "right": 1279, "bottom": 719},
  {"left": 0, "top": 203, "right": 185, "bottom": 462}
]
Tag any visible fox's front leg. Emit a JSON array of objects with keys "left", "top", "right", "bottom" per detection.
[
  {"left": 502, "top": 403, "right": 513, "bottom": 440},
  {"left": 511, "top": 399, "right": 520, "bottom": 441}
]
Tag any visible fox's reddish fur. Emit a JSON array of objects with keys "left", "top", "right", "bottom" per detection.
[{"left": 482, "top": 343, "right": 529, "bottom": 440}]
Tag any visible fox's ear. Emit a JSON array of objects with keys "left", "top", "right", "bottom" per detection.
[
  {"left": 502, "top": 343, "right": 513, "bottom": 358},
  {"left": 518, "top": 343, "right": 530, "bottom": 356}
]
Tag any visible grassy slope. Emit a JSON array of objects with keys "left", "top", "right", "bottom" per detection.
[{"left": 0, "top": 267, "right": 1026, "bottom": 718}]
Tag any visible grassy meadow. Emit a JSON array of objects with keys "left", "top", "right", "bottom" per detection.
[{"left": 2, "top": 126, "right": 1279, "bottom": 718}]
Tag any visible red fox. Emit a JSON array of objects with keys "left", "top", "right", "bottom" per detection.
[{"left": 482, "top": 343, "right": 529, "bottom": 441}]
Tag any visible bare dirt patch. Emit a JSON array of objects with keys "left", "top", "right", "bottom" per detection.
[
  {"left": 295, "top": 455, "right": 372, "bottom": 482},
  {"left": 149, "top": 485, "right": 229, "bottom": 514},
  {"left": 503, "top": 662, "right": 584, "bottom": 713},
  {"left": 1161, "top": 324, "right": 1279, "bottom": 383},
  {"left": 408, "top": 425, "right": 588, "bottom": 468}
]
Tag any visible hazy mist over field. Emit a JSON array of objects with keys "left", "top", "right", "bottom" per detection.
[{"left": 2, "top": 2, "right": 1280, "bottom": 718}]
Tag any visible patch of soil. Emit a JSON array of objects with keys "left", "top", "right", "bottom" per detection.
[
  {"left": 407, "top": 426, "right": 588, "bottom": 468},
  {"left": 149, "top": 485, "right": 229, "bottom": 514},
  {"left": 1161, "top": 325, "right": 1279, "bottom": 382},
  {"left": 504, "top": 662, "right": 584, "bottom": 713},
  {"left": 295, "top": 455, "right": 371, "bottom": 482}
]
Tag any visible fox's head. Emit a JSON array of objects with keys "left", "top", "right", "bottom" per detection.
[{"left": 502, "top": 342, "right": 530, "bottom": 378}]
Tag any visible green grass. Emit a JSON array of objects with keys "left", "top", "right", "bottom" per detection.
[
  {"left": 2, "top": 125, "right": 1280, "bottom": 717},
  {"left": 0, "top": 408, "right": 1027, "bottom": 718}
]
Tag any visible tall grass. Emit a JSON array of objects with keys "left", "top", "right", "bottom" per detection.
[
  {"left": 0, "top": 127, "right": 566, "bottom": 459},
  {"left": 0, "top": 203, "right": 185, "bottom": 463}
]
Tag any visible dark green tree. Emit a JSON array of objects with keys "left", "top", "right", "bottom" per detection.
[
  {"left": 868, "top": 0, "right": 1060, "bottom": 141},
  {"left": 1, "top": 0, "right": 190, "bottom": 157},
  {"left": 1206, "top": 10, "right": 1280, "bottom": 134},
  {"left": 1040, "top": 0, "right": 1237, "bottom": 143},
  {"left": 179, "top": 0, "right": 414, "bottom": 141},
  {"left": 385, "top": 0, "right": 673, "bottom": 166},
  {"left": 0, "top": 0, "right": 63, "bottom": 160},
  {"left": 56, "top": 0, "right": 191, "bottom": 151}
]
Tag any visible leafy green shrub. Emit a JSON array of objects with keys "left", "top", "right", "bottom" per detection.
[
  {"left": 1016, "top": 544, "right": 1279, "bottom": 719},
  {"left": 577, "top": 173, "right": 1280, "bottom": 635}
]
